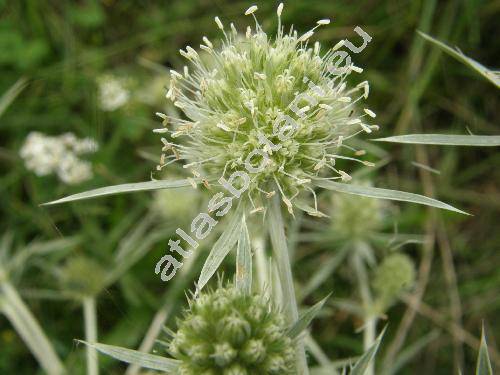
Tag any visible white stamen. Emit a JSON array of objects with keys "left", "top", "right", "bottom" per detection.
[
  {"left": 347, "top": 119, "right": 361, "bottom": 125},
  {"left": 339, "top": 170, "right": 352, "bottom": 181},
  {"left": 277, "top": 3, "right": 284, "bottom": 17},
  {"left": 360, "top": 123, "right": 372, "bottom": 133},
  {"left": 364, "top": 108, "right": 376, "bottom": 118},
  {"left": 245, "top": 5, "right": 258, "bottom": 15},
  {"left": 202, "top": 36, "right": 213, "bottom": 48},
  {"left": 332, "top": 40, "right": 345, "bottom": 52},
  {"left": 170, "top": 69, "right": 182, "bottom": 79},
  {"left": 298, "top": 30, "right": 314, "bottom": 42},
  {"left": 317, "top": 19, "right": 330, "bottom": 25},
  {"left": 351, "top": 65, "right": 363, "bottom": 73},
  {"left": 215, "top": 16, "right": 224, "bottom": 30}
]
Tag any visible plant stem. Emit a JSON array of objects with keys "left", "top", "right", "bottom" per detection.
[
  {"left": 268, "top": 194, "right": 309, "bottom": 374},
  {"left": 252, "top": 236, "right": 268, "bottom": 294},
  {"left": 83, "top": 296, "right": 99, "bottom": 375},
  {"left": 353, "top": 248, "right": 377, "bottom": 375},
  {"left": 0, "top": 280, "right": 65, "bottom": 375}
]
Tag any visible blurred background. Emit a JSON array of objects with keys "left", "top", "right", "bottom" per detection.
[{"left": 0, "top": 0, "right": 499, "bottom": 374}]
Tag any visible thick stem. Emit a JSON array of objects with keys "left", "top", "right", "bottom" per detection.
[
  {"left": 83, "top": 296, "right": 99, "bottom": 375},
  {"left": 0, "top": 280, "right": 65, "bottom": 375},
  {"left": 268, "top": 195, "right": 309, "bottom": 374},
  {"left": 353, "top": 249, "right": 377, "bottom": 375}
]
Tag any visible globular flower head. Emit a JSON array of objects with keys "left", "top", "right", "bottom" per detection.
[
  {"left": 372, "top": 253, "right": 415, "bottom": 309},
  {"left": 167, "top": 285, "right": 296, "bottom": 374},
  {"left": 60, "top": 256, "right": 107, "bottom": 297},
  {"left": 155, "top": 4, "right": 377, "bottom": 214},
  {"left": 330, "top": 180, "right": 385, "bottom": 240}
]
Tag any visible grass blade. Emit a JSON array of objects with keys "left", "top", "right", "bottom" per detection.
[
  {"left": 0, "top": 281, "right": 66, "bottom": 375},
  {"left": 197, "top": 208, "right": 243, "bottom": 291},
  {"left": 287, "top": 294, "right": 331, "bottom": 339},
  {"left": 476, "top": 326, "right": 493, "bottom": 375},
  {"left": 374, "top": 134, "right": 500, "bottom": 146},
  {"left": 0, "top": 77, "right": 28, "bottom": 119},
  {"left": 42, "top": 179, "right": 195, "bottom": 205},
  {"left": 236, "top": 215, "right": 252, "bottom": 295},
  {"left": 350, "top": 326, "right": 386, "bottom": 375},
  {"left": 417, "top": 31, "right": 500, "bottom": 88},
  {"left": 79, "top": 342, "right": 180, "bottom": 372},
  {"left": 314, "top": 180, "right": 467, "bottom": 215}
]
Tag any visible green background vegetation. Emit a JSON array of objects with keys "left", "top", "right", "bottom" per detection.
[{"left": 0, "top": 0, "right": 498, "bottom": 373}]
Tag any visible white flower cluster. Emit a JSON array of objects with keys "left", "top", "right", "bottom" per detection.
[
  {"left": 97, "top": 74, "right": 130, "bottom": 111},
  {"left": 20, "top": 132, "right": 98, "bottom": 185}
]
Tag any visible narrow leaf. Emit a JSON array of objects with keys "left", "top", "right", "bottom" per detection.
[
  {"left": 350, "top": 326, "right": 386, "bottom": 375},
  {"left": 374, "top": 134, "right": 500, "bottom": 147},
  {"left": 418, "top": 31, "right": 500, "bottom": 88},
  {"left": 42, "top": 178, "right": 195, "bottom": 206},
  {"left": 79, "top": 341, "right": 180, "bottom": 372},
  {"left": 287, "top": 294, "right": 331, "bottom": 339},
  {"left": 314, "top": 180, "right": 468, "bottom": 215},
  {"left": 476, "top": 326, "right": 493, "bottom": 375},
  {"left": 0, "top": 77, "right": 28, "bottom": 119},
  {"left": 236, "top": 215, "right": 252, "bottom": 295},
  {"left": 197, "top": 208, "right": 243, "bottom": 291}
]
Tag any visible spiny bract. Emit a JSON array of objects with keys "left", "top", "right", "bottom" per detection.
[
  {"left": 156, "top": 3, "right": 376, "bottom": 214},
  {"left": 167, "top": 286, "right": 296, "bottom": 374}
]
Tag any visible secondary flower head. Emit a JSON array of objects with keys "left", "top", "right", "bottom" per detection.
[
  {"left": 156, "top": 4, "right": 376, "bottom": 214},
  {"left": 372, "top": 253, "right": 415, "bottom": 310},
  {"left": 167, "top": 285, "right": 296, "bottom": 374},
  {"left": 331, "top": 180, "right": 385, "bottom": 240}
]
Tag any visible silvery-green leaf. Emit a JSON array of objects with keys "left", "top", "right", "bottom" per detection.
[
  {"left": 43, "top": 179, "right": 196, "bottom": 205},
  {"left": 1, "top": 281, "right": 66, "bottom": 375},
  {"left": 476, "top": 326, "right": 493, "bottom": 375},
  {"left": 236, "top": 215, "right": 252, "bottom": 295},
  {"left": 314, "top": 180, "right": 467, "bottom": 215},
  {"left": 197, "top": 208, "right": 243, "bottom": 291},
  {"left": 79, "top": 341, "right": 180, "bottom": 372},
  {"left": 287, "top": 294, "right": 331, "bottom": 339},
  {"left": 374, "top": 134, "right": 500, "bottom": 147},
  {"left": 418, "top": 31, "right": 500, "bottom": 88},
  {"left": 350, "top": 326, "right": 386, "bottom": 375}
]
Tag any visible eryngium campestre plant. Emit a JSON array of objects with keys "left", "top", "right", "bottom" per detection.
[
  {"left": 167, "top": 286, "right": 296, "bottom": 374},
  {"left": 155, "top": 3, "right": 376, "bottom": 214}
]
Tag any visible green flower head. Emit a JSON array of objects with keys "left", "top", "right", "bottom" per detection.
[
  {"left": 156, "top": 3, "right": 376, "bottom": 214},
  {"left": 60, "top": 256, "right": 106, "bottom": 297},
  {"left": 167, "top": 285, "right": 296, "bottom": 374},
  {"left": 331, "top": 180, "right": 385, "bottom": 240},
  {"left": 372, "top": 253, "right": 415, "bottom": 309}
]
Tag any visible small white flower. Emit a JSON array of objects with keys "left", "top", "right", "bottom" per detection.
[
  {"left": 20, "top": 132, "right": 98, "bottom": 185},
  {"left": 97, "top": 74, "right": 130, "bottom": 111}
]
